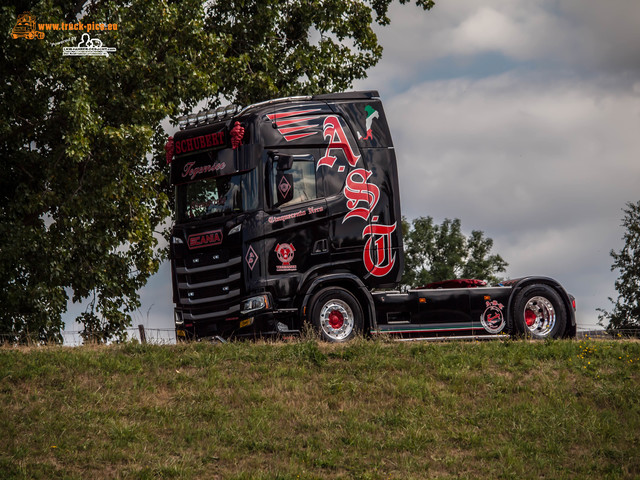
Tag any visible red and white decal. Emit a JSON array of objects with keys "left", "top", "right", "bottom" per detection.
[
  {"left": 175, "top": 131, "right": 225, "bottom": 155},
  {"left": 275, "top": 243, "right": 297, "bottom": 272},
  {"left": 362, "top": 223, "right": 397, "bottom": 277},
  {"left": 317, "top": 115, "right": 361, "bottom": 169},
  {"left": 306, "top": 108, "right": 396, "bottom": 278},
  {"left": 270, "top": 106, "right": 397, "bottom": 277},
  {"left": 188, "top": 229, "right": 223, "bottom": 250},
  {"left": 357, "top": 105, "right": 379, "bottom": 141},
  {"left": 266, "top": 109, "right": 321, "bottom": 142},
  {"left": 481, "top": 300, "right": 506, "bottom": 334},
  {"left": 343, "top": 168, "right": 380, "bottom": 223},
  {"left": 245, "top": 245, "right": 259, "bottom": 271},
  {"left": 267, "top": 205, "right": 324, "bottom": 224},
  {"left": 278, "top": 175, "right": 292, "bottom": 197},
  {"left": 182, "top": 161, "right": 226, "bottom": 181}
]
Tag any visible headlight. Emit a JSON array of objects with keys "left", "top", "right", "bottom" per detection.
[
  {"left": 241, "top": 295, "right": 270, "bottom": 314},
  {"left": 172, "top": 236, "right": 184, "bottom": 245}
]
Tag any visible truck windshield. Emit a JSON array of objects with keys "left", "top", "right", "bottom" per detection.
[{"left": 176, "top": 168, "right": 259, "bottom": 222}]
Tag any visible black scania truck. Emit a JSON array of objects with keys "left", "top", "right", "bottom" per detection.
[{"left": 168, "top": 91, "right": 576, "bottom": 342}]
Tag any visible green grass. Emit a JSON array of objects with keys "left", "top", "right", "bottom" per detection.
[{"left": 1, "top": 338, "right": 639, "bottom": 479}]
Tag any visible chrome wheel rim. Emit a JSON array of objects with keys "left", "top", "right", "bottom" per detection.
[
  {"left": 319, "top": 299, "right": 354, "bottom": 341},
  {"left": 523, "top": 296, "right": 556, "bottom": 337}
]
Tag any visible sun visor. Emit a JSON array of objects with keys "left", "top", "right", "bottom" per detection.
[{"left": 171, "top": 144, "right": 262, "bottom": 184}]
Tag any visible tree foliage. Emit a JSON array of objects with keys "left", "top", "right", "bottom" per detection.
[
  {"left": 598, "top": 201, "right": 640, "bottom": 331},
  {"left": 0, "top": 0, "right": 434, "bottom": 343},
  {"left": 401, "top": 217, "right": 508, "bottom": 288}
]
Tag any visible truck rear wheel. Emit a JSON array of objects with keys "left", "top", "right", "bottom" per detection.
[
  {"left": 308, "top": 287, "right": 363, "bottom": 343},
  {"left": 513, "top": 284, "right": 567, "bottom": 339}
]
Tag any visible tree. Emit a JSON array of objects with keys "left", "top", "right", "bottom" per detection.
[
  {"left": 401, "top": 217, "right": 508, "bottom": 287},
  {"left": 598, "top": 201, "right": 640, "bottom": 332},
  {"left": 0, "top": 0, "right": 435, "bottom": 343}
]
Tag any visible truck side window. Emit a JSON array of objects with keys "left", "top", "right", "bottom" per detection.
[{"left": 270, "top": 156, "right": 317, "bottom": 207}]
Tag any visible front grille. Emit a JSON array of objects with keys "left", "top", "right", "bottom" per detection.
[
  {"left": 177, "top": 257, "right": 241, "bottom": 285},
  {"left": 175, "top": 248, "right": 243, "bottom": 322}
]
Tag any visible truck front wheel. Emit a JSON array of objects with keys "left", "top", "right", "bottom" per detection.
[
  {"left": 308, "top": 287, "right": 363, "bottom": 343},
  {"left": 513, "top": 284, "right": 567, "bottom": 339}
]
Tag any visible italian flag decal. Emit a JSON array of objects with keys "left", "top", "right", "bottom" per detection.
[{"left": 358, "top": 105, "right": 379, "bottom": 141}]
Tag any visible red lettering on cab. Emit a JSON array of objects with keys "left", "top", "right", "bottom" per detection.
[
  {"left": 188, "top": 229, "right": 223, "bottom": 249},
  {"left": 175, "top": 132, "right": 226, "bottom": 155}
]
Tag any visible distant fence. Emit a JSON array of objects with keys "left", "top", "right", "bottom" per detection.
[
  {"left": 62, "top": 326, "right": 177, "bottom": 346},
  {"left": 576, "top": 328, "right": 640, "bottom": 339},
  {"left": 0, "top": 326, "right": 177, "bottom": 347}
]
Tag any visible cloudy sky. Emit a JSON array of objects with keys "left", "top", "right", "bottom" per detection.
[{"left": 87, "top": 0, "right": 640, "bottom": 338}]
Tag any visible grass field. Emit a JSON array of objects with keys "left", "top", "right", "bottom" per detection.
[{"left": 1, "top": 337, "right": 639, "bottom": 479}]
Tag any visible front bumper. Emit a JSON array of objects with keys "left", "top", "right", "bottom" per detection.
[{"left": 174, "top": 293, "right": 300, "bottom": 340}]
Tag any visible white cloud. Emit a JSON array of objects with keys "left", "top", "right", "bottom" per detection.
[
  {"left": 557, "top": 0, "right": 640, "bottom": 72},
  {"left": 448, "top": 7, "right": 529, "bottom": 57},
  {"left": 362, "top": 0, "right": 640, "bottom": 95},
  {"left": 390, "top": 75, "right": 640, "bottom": 208}
]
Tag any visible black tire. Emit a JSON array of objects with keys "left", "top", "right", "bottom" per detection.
[
  {"left": 308, "top": 287, "right": 363, "bottom": 343},
  {"left": 513, "top": 284, "right": 567, "bottom": 339}
]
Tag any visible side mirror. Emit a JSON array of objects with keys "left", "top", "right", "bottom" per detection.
[{"left": 275, "top": 154, "right": 294, "bottom": 171}]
